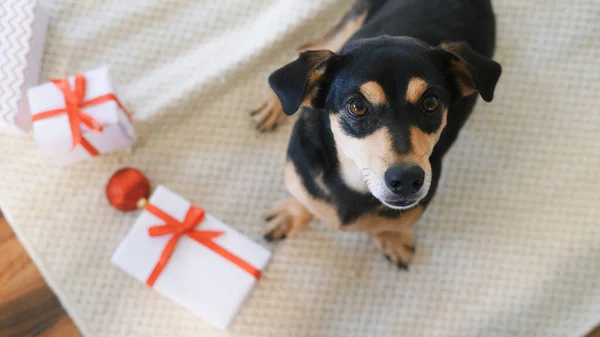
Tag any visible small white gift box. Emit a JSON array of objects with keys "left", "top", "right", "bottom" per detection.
[
  {"left": 0, "top": 0, "right": 49, "bottom": 134},
  {"left": 111, "top": 185, "right": 272, "bottom": 330},
  {"left": 27, "top": 66, "right": 135, "bottom": 165}
]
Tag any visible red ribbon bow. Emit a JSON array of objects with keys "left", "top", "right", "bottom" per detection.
[
  {"left": 32, "top": 74, "right": 131, "bottom": 156},
  {"left": 144, "top": 203, "right": 262, "bottom": 287}
]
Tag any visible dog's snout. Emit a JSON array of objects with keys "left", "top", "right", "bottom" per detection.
[{"left": 384, "top": 165, "right": 425, "bottom": 197}]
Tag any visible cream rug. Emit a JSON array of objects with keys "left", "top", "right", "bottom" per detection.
[{"left": 1, "top": 0, "right": 600, "bottom": 336}]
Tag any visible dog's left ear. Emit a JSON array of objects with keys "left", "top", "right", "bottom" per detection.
[
  {"left": 268, "top": 50, "right": 336, "bottom": 115},
  {"left": 437, "top": 42, "right": 502, "bottom": 102}
]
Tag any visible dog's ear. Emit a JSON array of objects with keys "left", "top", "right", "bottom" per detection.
[
  {"left": 268, "top": 50, "right": 335, "bottom": 115},
  {"left": 437, "top": 42, "right": 502, "bottom": 102}
]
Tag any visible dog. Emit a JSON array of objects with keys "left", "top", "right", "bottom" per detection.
[{"left": 250, "top": 0, "right": 502, "bottom": 268}]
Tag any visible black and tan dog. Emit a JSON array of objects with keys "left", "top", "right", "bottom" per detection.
[{"left": 250, "top": 0, "right": 502, "bottom": 268}]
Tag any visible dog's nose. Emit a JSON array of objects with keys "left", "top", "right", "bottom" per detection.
[{"left": 384, "top": 165, "right": 425, "bottom": 197}]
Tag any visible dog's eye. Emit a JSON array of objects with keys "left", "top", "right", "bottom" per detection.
[
  {"left": 347, "top": 99, "right": 368, "bottom": 116},
  {"left": 421, "top": 95, "right": 440, "bottom": 113}
]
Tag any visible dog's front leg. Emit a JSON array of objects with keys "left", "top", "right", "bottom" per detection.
[
  {"left": 362, "top": 206, "right": 423, "bottom": 270},
  {"left": 263, "top": 198, "right": 313, "bottom": 241},
  {"left": 331, "top": 205, "right": 423, "bottom": 269},
  {"left": 372, "top": 230, "right": 416, "bottom": 270}
]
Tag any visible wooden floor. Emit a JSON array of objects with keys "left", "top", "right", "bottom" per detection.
[
  {"left": 0, "top": 215, "right": 81, "bottom": 337},
  {"left": 0, "top": 214, "right": 599, "bottom": 337}
]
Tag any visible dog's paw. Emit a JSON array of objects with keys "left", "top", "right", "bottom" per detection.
[
  {"left": 263, "top": 198, "right": 312, "bottom": 241},
  {"left": 372, "top": 231, "right": 416, "bottom": 270},
  {"left": 250, "top": 91, "right": 285, "bottom": 132}
]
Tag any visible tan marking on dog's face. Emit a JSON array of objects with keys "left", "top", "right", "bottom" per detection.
[
  {"left": 330, "top": 115, "right": 395, "bottom": 175},
  {"left": 409, "top": 108, "right": 447, "bottom": 164},
  {"left": 331, "top": 111, "right": 447, "bottom": 178},
  {"left": 330, "top": 115, "right": 401, "bottom": 204},
  {"left": 405, "top": 77, "right": 428, "bottom": 104},
  {"left": 359, "top": 81, "right": 387, "bottom": 106},
  {"left": 330, "top": 108, "right": 448, "bottom": 208}
]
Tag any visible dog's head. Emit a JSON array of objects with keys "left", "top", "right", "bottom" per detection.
[{"left": 269, "top": 36, "right": 501, "bottom": 210}]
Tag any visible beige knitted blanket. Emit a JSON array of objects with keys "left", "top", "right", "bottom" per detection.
[{"left": 1, "top": 0, "right": 599, "bottom": 336}]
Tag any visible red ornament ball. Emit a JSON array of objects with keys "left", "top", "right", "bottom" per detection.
[{"left": 106, "top": 167, "right": 151, "bottom": 211}]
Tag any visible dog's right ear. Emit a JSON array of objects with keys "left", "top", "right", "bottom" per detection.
[
  {"left": 268, "top": 50, "right": 335, "bottom": 115},
  {"left": 437, "top": 42, "right": 502, "bottom": 102}
]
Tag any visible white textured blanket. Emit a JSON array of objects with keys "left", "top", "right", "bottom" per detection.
[{"left": 1, "top": 1, "right": 600, "bottom": 336}]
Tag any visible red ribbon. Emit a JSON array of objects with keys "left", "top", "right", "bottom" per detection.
[
  {"left": 144, "top": 203, "right": 262, "bottom": 287},
  {"left": 31, "top": 74, "right": 132, "bottom": 156}
]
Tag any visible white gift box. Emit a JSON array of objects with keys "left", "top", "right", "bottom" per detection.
[
  {"left": 27, "top": 66, "right": 135, "bottom": 165},
  {"left": 0, "top": 0, "right": 49, "bottom": 134},
  {"left": 112, "top": 185, "right": 272, "bottom": 330}
]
